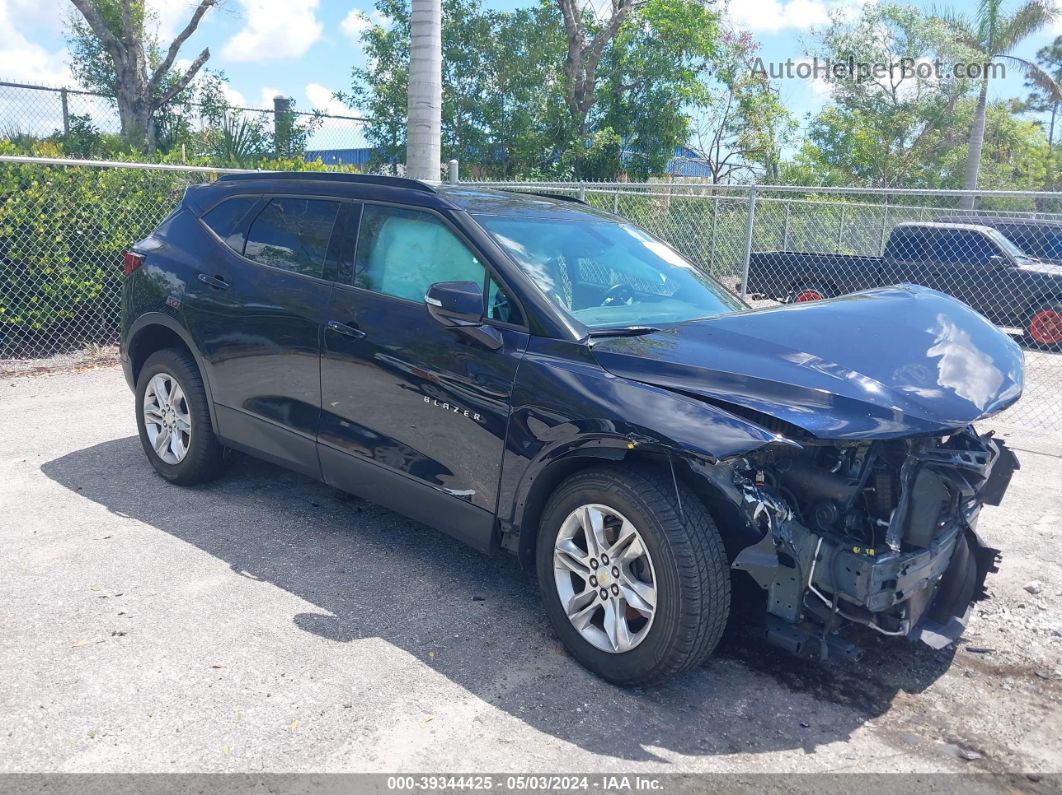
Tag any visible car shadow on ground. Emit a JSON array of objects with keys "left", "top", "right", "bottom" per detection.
[{"left": 43, "top": 437, "right": 957, "bottom": 762}]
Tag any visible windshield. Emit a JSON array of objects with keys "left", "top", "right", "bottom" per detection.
[{"left": 474, "top": 215, "right": 743, "bottom": 329}]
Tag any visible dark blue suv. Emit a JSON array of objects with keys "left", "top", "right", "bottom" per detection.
[{"left": 121, "top": 173, "right": 1022, "bottom": 685}]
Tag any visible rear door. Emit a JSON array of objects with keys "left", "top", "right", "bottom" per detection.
[
  {"left": 881, "top": 225, "right": 932, "bottom": 286},
  {"left": 318, "top": 202, "right": 528, "bottom": 552},
  {"left": 187, "top": 193, "right": 342, "bottom": 477}
]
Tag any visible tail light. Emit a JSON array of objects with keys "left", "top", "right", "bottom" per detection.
[{"left": 123, "top": 251, "right": 144, "bottom": 276}]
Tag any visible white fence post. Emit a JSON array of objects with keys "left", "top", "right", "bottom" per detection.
[
  {"left": 710, "top": 194, "right": 720, "bottom": 271},
  {"left": 782, "top": 201, "right": 791, "bottom": 251},
  {"left": 740, "top": 183, "right": 757, "bottom": 300},
  {"left": 880, "top": 198, "right": 890, "bottom": 252}
]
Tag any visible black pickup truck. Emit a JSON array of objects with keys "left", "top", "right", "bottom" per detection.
[{"left": 745, "top": 221, "right": 1062, "bottom": 348}]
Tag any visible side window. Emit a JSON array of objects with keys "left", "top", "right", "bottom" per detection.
[
  {"left": 935, "top": 230, "right": 999, "bottom": 265},
  {"left": 888, "top": 229, "right": 930, "bottom": 260},
  {"left": 202, "top": 196, "right": 257, "bottom": 252},
  {"left": 355, "top": 205, "right": 486, "bottom": 303},
  {"left": 244, "top": 197, "right": 340, "bottom": 277}
]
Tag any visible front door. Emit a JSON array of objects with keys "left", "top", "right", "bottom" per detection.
[
  {"left": 319, "top": 203, "right": 528, "bottom": 552},
  {"left": 922, "top": 229, "right": 1011, "bottom": 322}
]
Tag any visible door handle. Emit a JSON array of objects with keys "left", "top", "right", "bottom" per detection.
[
  {"left": 197, "top": 273, "right": 229, "bottom": 290},
  {"left": 327, "top": 320, "right": 367, "bottom": 339}
]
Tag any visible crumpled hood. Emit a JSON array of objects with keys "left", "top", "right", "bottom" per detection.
[{"left": 591, "top": 285, "right": 1024, "bottom": 439}]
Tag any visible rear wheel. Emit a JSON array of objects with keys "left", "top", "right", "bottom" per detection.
[
  {"left": 787, "top": 285, "right": 830, "bottom": 303},
  {"left": 536, "top": 466, "right": 730, "bottom": 686},
  {"left": 135, "top": 348, "right": 224, "bottom": 485},
  {"left": 1026, "top": 303, "right": 1062, "bottom": 351}
]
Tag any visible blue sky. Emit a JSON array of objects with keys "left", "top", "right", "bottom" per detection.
[{"left": 1, "top": 0, "right": 1060, "bottom": 142}]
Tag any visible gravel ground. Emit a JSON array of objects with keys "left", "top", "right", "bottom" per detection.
[{"left": 1, "top": 364, "right": 1060, "bottom": 778}]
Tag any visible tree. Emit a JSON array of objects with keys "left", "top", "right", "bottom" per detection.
[
  {"left": 1017, "top": 35, "right": 1062, "bottom": 190},
  {"left": 343, "top": 0, "right": 512, "bottom": 173},
  {"left": 795, "top": 2, "right": 976, "bottom": 188},
  {"left": 66, "top": 0, "right": 217, "bottom": 151},
  {"left": 1021, "top": 36, "right": 1062, "bottom": 146},
  {"left": 939, "top": 0, "right": 1060, "bottom": 207},
  {"left": 555, "top": 0, "right": 637, "bottom": 138},
  {"left": 687, "top": 30, "right": 792, "bottom": 184},
  {"left": 596, "top": 0, "right": 719, "bottom": 179},
  {"left": 407, "top": 0, "right": 442, "bottom": 179},
  {"left": 346, "top": 0, "right": 721, "bottom": 179}
]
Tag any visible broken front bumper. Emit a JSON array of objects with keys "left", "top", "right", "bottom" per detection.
[{"left": 730, "top": 428, "right": 1013, "bottom": 660}]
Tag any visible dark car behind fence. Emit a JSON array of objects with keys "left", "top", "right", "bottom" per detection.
[{"left": 1, "top": 158, "right": 1060, "bottom": 435}]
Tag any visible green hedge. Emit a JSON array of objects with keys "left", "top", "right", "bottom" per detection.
[{"left": 0, "top": 143, "right": 358, "bottom": 357}]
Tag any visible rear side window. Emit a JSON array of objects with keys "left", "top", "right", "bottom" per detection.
[
  {"left": 202, "top": 196, "right": 257, "bottom": 251},
  {"left": 244, "top": 197, "right": 340, "bottom": 278},
  {"left": 888, "top": 228, "right": 930, "bottom": 260}
]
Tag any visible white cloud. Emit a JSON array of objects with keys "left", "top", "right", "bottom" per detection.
[
  {"left": 221, "top": 85, "right": 248, "bottom": 107},
  {"left": 146, "top": 0, "right": 212, "bottom": 44},
  {"left": 341, "top": 9, "right": 371, "bottom": 40},
  {"left": 258, "top": 87, "right": 284, "bottom": 108},
  {"left": 794, "top": 59, "right": 834, "bottom": 97},
  {"left": 340, "top": 7, "right": 389, "bottom": 40},
  {"left": 0, "top": 0, "right": 72, "bottom": 87},
  {"left": 5, "top": 0, "right": 68, "bottom": 31},
  {"left": 305, "top": 83, "right": 350, "bottom": 115},
  {"left": 222, "top": 0, "right": 323, "bottom": 62},
  {"left": 728, "top": 0, "right": 872, "bottom": 34}
]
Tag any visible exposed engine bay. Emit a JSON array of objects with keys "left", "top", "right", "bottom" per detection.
[{"left": 699, "top": 426, "right": 1013, "bottom": 660}]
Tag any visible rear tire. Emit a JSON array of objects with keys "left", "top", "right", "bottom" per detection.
[
  {"left": 135, "top": 348, "right": 224, "bottom": 485},
  {"left": 787, "top": 285, "right": 830, "bottom": 303},
  {"left": 1026, "top": 303, "right": 1062, "bottom": 351},
  {"left": 536, "top": 465, "right": 730, "bottom": 687}
]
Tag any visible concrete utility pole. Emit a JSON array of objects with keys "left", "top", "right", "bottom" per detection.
[{"left": 406, "top": 0, "right": 442, "bottom": 181}]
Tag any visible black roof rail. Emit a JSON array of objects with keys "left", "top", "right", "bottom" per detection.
[
  {"left": 515, "top": 190, "right": 588, "bottom": 206},
  {"left": 216, "top": 171, "right": 436, "bottom": 194}
]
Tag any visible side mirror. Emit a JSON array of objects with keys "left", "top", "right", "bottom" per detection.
[{"left": 425, "top": 281, "right": 483, "bottom": 327}]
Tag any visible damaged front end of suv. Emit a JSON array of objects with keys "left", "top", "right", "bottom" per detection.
[
  {"left": 701, "top": 428, "right": 1010, "bottom": 660},
  {"left": 592, "top": 285, "right": 1024, "bottom": 659}
]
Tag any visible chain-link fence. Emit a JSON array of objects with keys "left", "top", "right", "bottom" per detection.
[
  {"left": 1, "top": 157, "right": 1058, "bottom": 434},
  {"left": 0, "top": 79, "right": 370, "bottom": 158}
]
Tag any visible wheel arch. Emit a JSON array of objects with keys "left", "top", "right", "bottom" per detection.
[
  {"left": 127, "top": 314, "right": 219, "bottom": 430},
  {"left": 789, "top": 276, "right": 836, "bottom": 298},
  {"left": 511, "top": 445, "right": 759, "bottom": 570}
]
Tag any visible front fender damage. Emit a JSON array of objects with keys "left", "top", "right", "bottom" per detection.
[{"left": 692, "top": 427, "right": 1009, "bottom": 661}]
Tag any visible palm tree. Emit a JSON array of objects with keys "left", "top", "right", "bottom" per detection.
[
  {"left": 406, "top": 0, "right": 442, "bottom": 181},
  {"left": 943, "top": 0, "right": 1061, "bottom": 208}
]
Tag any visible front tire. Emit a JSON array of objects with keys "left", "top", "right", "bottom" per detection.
[
  {"left": 536, "top": 465, "right": 730, "bottom": 686},
  {"left": 135, "top": 348, "right": 224, "bottom": 485}
]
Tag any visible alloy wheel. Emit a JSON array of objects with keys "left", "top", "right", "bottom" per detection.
[
  {"left": 552, "top": 504, "right": 658, "bottom": 654},
  {"left": 143, "top": 372, "right": 192, "bottom": 465}
]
